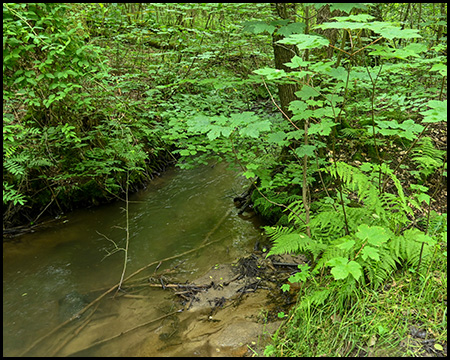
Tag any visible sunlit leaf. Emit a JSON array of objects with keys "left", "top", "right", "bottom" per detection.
[{"left": 278, "top": 34, "right": 329, "bottom": 49}]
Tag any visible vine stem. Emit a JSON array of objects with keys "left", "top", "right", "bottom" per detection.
[{"left": 364, "top": 62, "right": 384, "bottom": 190}]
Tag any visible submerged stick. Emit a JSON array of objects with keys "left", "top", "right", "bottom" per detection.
[
  {"left": 50, "top": 302, "right": 99, "bottom": 356},
  {"left": 64, "top": 309, "right": 182, "bottom": 357},
  {"left": 19, "top": 236, "right": 225, "bottom": 357},
  {"left": 202, "top": 208, "right": 233, "bottom": 245}
]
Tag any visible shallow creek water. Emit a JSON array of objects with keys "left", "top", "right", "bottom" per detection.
[{"left": 3, "top": 162, "right": 269, "bottom": 357}]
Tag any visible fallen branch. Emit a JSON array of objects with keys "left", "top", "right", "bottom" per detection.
[
  {"left": 19, "top": 236, "right": 224, "bottom": 356},
  {"left": 272, "top": 262, "right": 302, "bottom": 267},
  {"left": 201, "top": 208, "right": 233, "bottom": 245},
  {"left": 64, "top": 309, "right": 182, "bottom": 357},
  {"left": 148, "top": 283, "right": 212, "bottom": 290},
  {"left": 50, "top": 302, "right": 99, "bottom": 356},
  {"left": 121, "top": 294, "right": 151, "bottom": 299}
]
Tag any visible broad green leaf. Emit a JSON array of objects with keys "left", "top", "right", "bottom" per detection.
[
  {"left": 376, "top": 119, "right": 400, "bottom": 129},
  {"left": 356, "top": 224, "right": 390, "bottom": 246},
  {"left": 325, "top": 66, "right": 348, "bottom": 82},
  {"left": 377, "top": 26, "right": 421, "bottom": 40},
  {"left": 327, "top": 256, "right": 349, "bottom": 267},
  {"left": 243, "top": 170, "right": 255, "bottom": 179},
  {"left": 289, "top": 100, "right": 308, "bottom": 113},
  {"left": 415, "top": 233, "right": 434, "bottom": 245},
  {"left": 332, "top": 14, "right": 375, "bottom": 22},
  {"left": 430, "top": 63, "right": 447, "bottom": 77},
  {"left": 253, "top": 67, "right": 286, "bottom": 80},
  {"left": 207, "top": 126, "right": 222, "bottom": 140},
  {"left": 267, "top": 131, "right": 288, "bottom": 145},
  {"left": 359, "top": 162, "right": 373, "bottom": 172},
  {"left": 288, "top": 266, "right": 309, "bottom": 283},
  {"left": 239, "top": 120, "right": 271, "bottom": 138},
  {"left": 420, "top": 100, "right": 447, "bottom": 123},
  {"left": 220, "top": 126, "right": 233, "bottom": 138},
  {"left": 277, "top": 22, "right": 306, "bottom": 37},
  {"left": 337, "top": 238, "right": 355, "bottom": 251},
  {"left": 316, "top": 21, "right": 369, "bottom": 31},
  {"left": 284, "top": 55, "right": 312, "bottom": 69},
  {"left": 306, "top": 99, "right": 324, "bottom": 107},
  {"left": 329, "top": 3, "right": 367, "bottom": 14},
  {"left": 369, "top": 44, "right": 424, "bottom": 60},
  {"left": 398, "top": 120, "right": 424, "bottom": 140},
  {"left": 229, "top": 112, "right": 258, "bottom": 127},
  {"left": 292, "top": 111, "right": 314, "bottom": 122},
  {"left": 294, "top": 145, "right": 316, "bottom": 158},
  {"left": 361, "top": 246, "right": 380, "bottom": 261},
  {"left": 187, "top": 115, "right": 211, "bottom": 133},
  {"left": 270, "top": 19, "right": 290, "bottom": 27},
  {"left": 377, "top": 128, "right": 400, "bottom": 137},
  {"left": 179, "top": 149, "right": 190, "bottom": 156},
  {"left": 347, "top": 261, "right": 362, "bottom": 280},
  {"left": 330, "top": 264, "right": 349, "bottom": 280},
  {"left": 242, "top": 20, "right": 275, "bottom": 35},
  {"left": 308, "top": 118, "right": 335, "bottom": 136},
  {"left": 278, "top": 34, "right": 329, "bottom": 49},
  {"left": 295, "top": 85, "right": 318, "bottom": 100},
  {"left": 312, "top": 107, "right": 334, "bottom": 118},
  {"left": 286, "top": 129, "right": 304, "bottom": 140}
]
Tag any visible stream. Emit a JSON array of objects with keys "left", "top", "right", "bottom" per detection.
[{"left": 3, "top": 162, "right": 272, "bottom": 357}]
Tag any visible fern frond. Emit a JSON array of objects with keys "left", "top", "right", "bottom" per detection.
[
  {"left": 412, "top": 137, "right": 445, "bottom": 178},
  {"left": 378, "top": 163, "right": 412, "bottom": 216},
  {"left": 315, "top": 244, "right": 347, "bottom": 270},
  {"left": 389, "top": 230, "right": 432, "bottom": 271},
  {"left": 267, "top": 232, "right": 310, "bottom": 256},
  {"left": 363, "top": 248, "right": 399, "bottom": 289},
  {"left": 286, "top": 200, "right": 306, "bottom": 225},
  {"left": 263, "top": 225, "right": 294, "bottom": 241},
  {"left": 339, "top": 128, "right": 365, "bottom": 139},
  {"left": 413, "top": 137, "right": 445, "bottom": 160},
  {"left": 309, "top": 210, "right": 346, "bottom": 241},
  {"left": 329, "top": 162, "right": 385, "bottom": 216},
  {"left": 298, "top": 289, "right": 331, "bottom": 309}
]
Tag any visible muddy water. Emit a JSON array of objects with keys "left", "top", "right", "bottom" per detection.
[{"left": 3, "top": 162, "right": 268, "bottom": 357}]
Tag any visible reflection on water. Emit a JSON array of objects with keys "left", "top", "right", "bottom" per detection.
[{"left": 3, "top": 162, "right": 264, "bottom": 356}]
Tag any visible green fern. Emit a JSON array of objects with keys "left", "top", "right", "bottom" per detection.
[
  {"left": 265, "top": 161, "right": 440, "bottom": 292},
  {"left": 412, "top": 136, "right": 445, "bottom": 179},
  {"left": 363, "top": 247, "right": 398, "bottom": 288},
  {"left": 315, "top": 240, "right": 349, "bottom": 270},
  {"left": 298, "top": 288, "right": 331, "bottom": 309},
  {"left": 266, "top": 233, "right": 308, "bottom": 256},
  {"left": 329, "top": 162, "right": 385, "bottom": 217},
  {"left": 266, "top": 230, "right": 326, "bottom": 259},
  {"left": 339, "top": 127, "right": 365, "bottom": 139},
  {"left": 264, "top": 225, "right": 295, "bottom": 241}
]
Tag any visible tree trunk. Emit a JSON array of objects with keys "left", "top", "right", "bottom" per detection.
[
  {"left": 315, "top": 4, "right": 342, "bottom": 59},
  {"left": 271, "top": 3, "right": 298, "bottom": 119}
]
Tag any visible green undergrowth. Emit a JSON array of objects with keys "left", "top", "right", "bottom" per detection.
[
  {"left": 261, "top": 161, "right": 447, "bottom": 356},
  {"left": 264, "top": 262, "right": 447, "bottom": 357}
]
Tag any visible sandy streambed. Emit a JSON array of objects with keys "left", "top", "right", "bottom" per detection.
[{"left": 134, "top": 252, "right": 307, "bottom": 357}]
